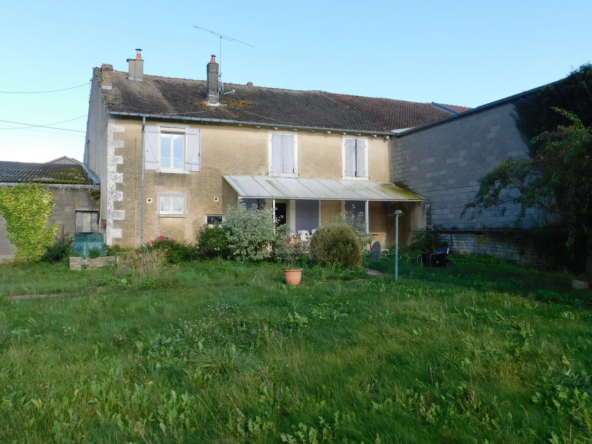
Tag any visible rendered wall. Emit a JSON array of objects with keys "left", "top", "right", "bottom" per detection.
[{"left": 107, "top": 119, "right": 392, "bottom": 247}]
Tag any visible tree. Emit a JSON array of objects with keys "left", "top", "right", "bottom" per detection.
[
  {"left": 464, "top": 109, "right": 592, "bottom": 278},
  {"left": 0, "top": 183, "right": 58, "bottom": 262}
]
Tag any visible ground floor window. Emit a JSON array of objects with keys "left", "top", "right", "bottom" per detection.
[
  {"left": 75, "top": 211, "right": 99, "bottom": 233},
  {"left": 206, "top": 215, "right": 223, "bottom": 225},
  {"left": 159, "top": 194, "right": 186, "bottom": 216}
]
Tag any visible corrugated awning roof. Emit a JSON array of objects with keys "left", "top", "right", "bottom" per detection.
[{"left": 224, "top": 176, "right": 423, "bottom": 201}]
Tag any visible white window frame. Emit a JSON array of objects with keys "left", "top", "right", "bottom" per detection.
[
  {"left": 159, "top": 193, "right": 186, "bottom": 217},
  {"left": 268, "top": 131, "right": 299, "bottom": 178},
  {"left": 157, "top": 125, "right": 189, "bottom": 174},
  {"left": 342, "top": 136, "right": 369, "bottom": 181}
]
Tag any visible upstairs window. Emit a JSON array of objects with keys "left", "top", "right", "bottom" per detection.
[
  {"left": 161, "top": 132, "right": 184, "bottom": 170},
  {"left": 144, "top": 126, "right": 201, "bottom": 173},
  {"left": 159, "top": 194, "right": 186, "bottom": 217},
  {"left": 343, "top": 138, "right": 368, "bottom": 179},
  {"left": 269, "top": 133, "right": 298, "bottom": 176}
]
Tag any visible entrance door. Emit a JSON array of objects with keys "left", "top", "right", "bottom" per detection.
[{"left": 275, "top": 203, "right": 287, "bottom": 225}]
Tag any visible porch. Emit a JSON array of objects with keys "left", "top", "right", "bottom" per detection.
[{"left": 224, "top": 176, "right": 426, "bottom": 248}]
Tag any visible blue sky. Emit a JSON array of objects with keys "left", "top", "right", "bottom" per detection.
[{"left": 0, "top": 0, "right": 591, "bottom": 162}]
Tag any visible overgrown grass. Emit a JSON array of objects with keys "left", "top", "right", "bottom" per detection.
[{"left": 0, "top": 256, "right": 591, "bottom": 443}]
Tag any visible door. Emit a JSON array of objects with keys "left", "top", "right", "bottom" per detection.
[
  {"left": 295, "top": 200, "right": 319, "bottom": 233},
  {"left": 275, "top": 203, "right": 287, "bottom": 225}
]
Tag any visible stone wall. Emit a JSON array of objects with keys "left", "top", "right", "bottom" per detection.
[
  {"left": 0, "top": 184, "right": 99, "bottom": 261},
  {"left": 392, "top": 102, "right": 544, "bottom": 229},
  {"left": 438, "top": 230, "right": 546, "bottom": 269}
]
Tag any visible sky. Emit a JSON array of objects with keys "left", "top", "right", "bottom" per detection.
[{"left": 0, "top": 0, "right": 591, "bottom": 163}]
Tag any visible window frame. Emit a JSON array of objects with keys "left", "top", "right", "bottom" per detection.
[
  {"left": 268, "top": 131, "right": 299, "bottom": 178},
  {"left": 157, "top": 125, "right": 189, "bottom": 174},
  {"left": 342, "top": 136, "right": 369, "bottom": 180},
  {"left": 75, "top": 210, "right": 99, "bottom": 233},
  {"left": 159, "top": 193, "right": 186, "bottom": 217},
  {"left": 206, "top": 215, "right": 224, "bottom": 227}
]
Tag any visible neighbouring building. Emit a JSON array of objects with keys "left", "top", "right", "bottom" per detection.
[
  {"left": 84, "top": 51, "right": 458, "bottom": 248},
  {"left": 0, "top": 159, "right": 99, "bottom": 261},
  {"left": 392, "top": 88, "right": 547, "bottom": 263}
]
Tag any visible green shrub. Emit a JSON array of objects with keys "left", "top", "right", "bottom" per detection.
[
  {"left": 40, "top": 235, "right": 73, "bottom": 263},
  {"left": 196, "top": 225, "right": 230, "bottom": 259},
  {"left": 410, "top": 229, "right": 447, "bottom": 253},
  {"left": 326, "top": 208, "right": 372, "bottom": 247},
  {"left": 223, "top": 204, "right": 293, "bottom": 262},
  {"left": 310, "top": 223, "right": 362, "bottom": 268},
  {"left": 88, "top": 248, "right": 102, "bottom": 259},
  {"left": 144, "top": 235, "right": 198, "bottom": 263}
]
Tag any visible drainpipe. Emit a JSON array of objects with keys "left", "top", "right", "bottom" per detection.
[{"left": 140, "top": 115, "right": 146, "bottom": 246}]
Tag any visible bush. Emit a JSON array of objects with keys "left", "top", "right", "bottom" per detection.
[
  {"left": 310, "top": 223, "right": 362, "bottom": 268},
  {"left": 409, "top": 229, "right": 447, "bottom": 253},
  {"left": 144, "top": 235, "right": 198, "bottom": 263},
  {"left": 326, "top": 208, "right": 372, "bottom": 247},
  {"left": 196, "top": 225, "right": 230, "bottom": 259},
  {"left": 40, "top": 235, "right": 73, "bottom": 263},
  {"left": 89, "top": 248, "right": 102, "bottom": 259},
  {"left": 223, "top": 204, "right": 293, "bottom": 262}
]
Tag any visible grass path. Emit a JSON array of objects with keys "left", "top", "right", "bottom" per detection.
[{"left": 0, "top": 257, "right": 591, "bottom": 443}]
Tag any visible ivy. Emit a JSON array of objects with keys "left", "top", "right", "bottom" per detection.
[{"left": 0, "top": 183, "right": 58, "bottom": 262}]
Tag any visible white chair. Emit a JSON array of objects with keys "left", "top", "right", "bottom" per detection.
[
  {"left": 297, "top": 230, "right": 310, "bottom": 242},
  {"left": 311, "top": 228, "right": 318, "bottom": 236}
]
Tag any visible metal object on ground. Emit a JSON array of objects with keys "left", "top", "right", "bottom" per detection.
[
  {"left": 369, "top": 241, "right": 382, "bottom": 262},
  {"left": 72, "top": 233, "right": 105, "bottom": 258}
]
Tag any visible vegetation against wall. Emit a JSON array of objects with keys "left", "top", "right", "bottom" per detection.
[{"left": 0, "top": 183, "right": 58, "bottom": 262}]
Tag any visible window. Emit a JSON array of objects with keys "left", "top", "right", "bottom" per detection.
[
  {"left": 144, "top": 126, "right": 201, "bottom": 172},
  {"left": 206, "top": 215, "right": 223, "bottom": 225},
  {"left": 159, "top": 194, "right": 186, "bottom": 217},
  {"left": 76, "top": 211, "right": 99, "bottom": 233},
  {"left": 343, "top": 138, "right": 368, "bottom": 179},
  {"left": 269, "top": 133, "right": 298, "bottom": 176},
  {"left": 161, "top": 132, "right": 184, "bottom": 170}
]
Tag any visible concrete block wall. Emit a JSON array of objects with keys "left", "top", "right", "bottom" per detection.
[{"left": 392, "top": 103, "right": 543, "bottom": 229}]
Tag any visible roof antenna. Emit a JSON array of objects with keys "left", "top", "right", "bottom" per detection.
[{"left": 193, "top": 25, "right": 254, "bottom": 94}]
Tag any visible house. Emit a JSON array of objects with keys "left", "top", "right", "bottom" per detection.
[
  {"left": 0, "top": 160, "right": 99, "bottom": 261},
  {"left": 85, "top": 51, "right": 457, "bottom": 248}
]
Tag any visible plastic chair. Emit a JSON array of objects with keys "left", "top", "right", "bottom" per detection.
[{"left": 297, "top": 230, "right": 310, "bottom": 242}]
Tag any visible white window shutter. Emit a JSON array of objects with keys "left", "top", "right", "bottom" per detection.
[
  {"left": 282, "top": 135, "right": 295, "bottom": 174},
  {"left": 186, "top": 128, "right": 201, "bottom": 172},
  {"left": 344, "top": 139, "right": 356, "bottom": 177},
  {"left": 144, "top": 126, "right": 159, "bottom": 170},
  {"left": 271, "top": 134, "right": 283, "bottom": 173},
  {"left": 356, "top": 139, "right": 367, "bottom": 177}
]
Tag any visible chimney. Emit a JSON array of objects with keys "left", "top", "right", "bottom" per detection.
[
  {"left": 100, "top": 64, "right": 113, "bottom": 90},
  {"left": 206, "top": 55, "right": 219, "bottom": 105},
  {"left": 127, "top": 49, "right": 144, "bottom": 81}
]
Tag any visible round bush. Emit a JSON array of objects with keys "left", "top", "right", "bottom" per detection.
[
  {"left": 196, "top": 225, "right": 230, "bottom": 259},
  {"left": 310, "top": 223, "right": 362, "bottom": 268}
]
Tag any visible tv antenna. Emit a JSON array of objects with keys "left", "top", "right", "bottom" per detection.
[{"left": 193, "top": 25, "right": 254, "bottom": 93}]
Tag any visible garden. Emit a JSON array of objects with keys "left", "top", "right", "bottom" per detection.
[{"left": 1, "top": 200, "right": 592, "bottom": 442}]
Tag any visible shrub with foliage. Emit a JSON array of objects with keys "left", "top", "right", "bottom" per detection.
[
  {"left": 409, "top": 229, "right": 448, "bottom": 253},
  {"left": 144, "top": 235, "right": 198, "bottom": 263},
  {"left": 0, "top": 183, "right": 58, "bottom": 262},
  {"left": 40, "top": 234, "right": 73, "bottom": 263},
  {"left": 326, "top": 208, "right": 372, "bottom": 247},
  {"left": 223, "top": 204, "right": 293, "bottom": 262},
  {"left": 310, "top": 223, "right": 362, "bottom": 268},
  {"left": 196, "top": 225, "right": 230, "bottom": 259}
]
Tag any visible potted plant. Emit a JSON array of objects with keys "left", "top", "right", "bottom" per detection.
[{"left": 282, "top": 234, "right": 307, "bottom": 285}]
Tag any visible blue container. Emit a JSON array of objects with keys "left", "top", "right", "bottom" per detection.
[{"left": 72, "top": 233, "right": 105, "bottom": 257}]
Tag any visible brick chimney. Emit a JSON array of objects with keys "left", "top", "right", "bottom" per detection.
[
  {"left": 207, "top": 55, "right": 219, "bottom": 105},
  {"left": 127, "top": 49, "right": 144, "bottom": 81},
  {"left": 100, "top": 64, "right": 113, "bottom": 90}
]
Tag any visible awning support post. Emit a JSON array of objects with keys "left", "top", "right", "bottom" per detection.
[
  {"left": 272, "top": 198, "right": 276, "bottom": 234},
  {"left": 365, "top": 200, "right": 370, "bottom": 250}
]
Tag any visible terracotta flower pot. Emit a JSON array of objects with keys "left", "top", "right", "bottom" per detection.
[{"left": 284, "top": 269, "right": 303, "bottom": 286}]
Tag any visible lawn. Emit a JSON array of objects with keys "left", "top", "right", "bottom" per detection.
[{"left": 0, "top": 256, "right": 591, "bottom": 443}]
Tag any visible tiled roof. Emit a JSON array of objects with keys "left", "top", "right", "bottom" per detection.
[
  {"left": 0, "top": 161, "right": 94, "bottom": 184},
  {"left": 102, "top": 70, "right": 453, "bottom": 132},
  {"left": 432, "top": 103, "right": 472, "bottom": 114},
  {"left": 327, "top": 93, "right": 453, "bottom": 130}
]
